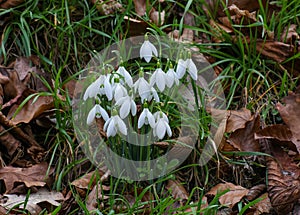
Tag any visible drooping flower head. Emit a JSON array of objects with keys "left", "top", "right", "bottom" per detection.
[
  {"left": 133, "top": 67, "right": 151, "bottom": 102},
  {"left": 150, "top": 61, "right": 167, "bottom": 92},
  {"left": 138, "top": 103, "right": 155, "bottom": 129},
  {"left": 104, "top": 109, "right": 128, "bottom": 137},
  {"left": 153, "top": 111, "right": 172, "bottom": 140},
  {"left": 140, "top": 34, "right": 158, "bottom": 63},
  {"left": 166, "top": 61, "right": 179, "bottom": 88},
  {"left": 86, "top": 103, "right": 109, "bottom": 125}
]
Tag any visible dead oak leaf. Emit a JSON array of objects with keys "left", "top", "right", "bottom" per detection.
[
  {"left": 206, "top": 182, "right": 249, "bottom": 208},
  {"left": 8, "top": 95, "right": 54, "bottom": 124},
  {"left": 276, "top": 88, "right": 300, "bottom": 153},
  {"left": 0, "top": 162, "right": 53, "bottom": 194},
  {"left": 1, "top": 188, "right": 64, "bottom": 215},
  {"left": 227, "top": 114, "right": 261, "bottom": 152}
]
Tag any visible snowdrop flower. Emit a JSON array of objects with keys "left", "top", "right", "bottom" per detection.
[
  {"left": 176, "top": 58, "right": 187, "bottom": 79},
  {"left": 153, "top": 111, "right": 169, "bottom": 123},
  {"left": 115, "top": 93, "right": 137, "bottom": 119},
  {"left": 140, "top": 34, "right": 158, "bottom": 63},
  {"left": 133, "top": 68, "right": 151, "bottom": 102},
  {"left": 150, "top": 65, "right": 167, "bottom": 92},
  {"left": 186, "top": 57, "right": 198, "bottom": 81},
  {"left": 113, "top": 79, "right": 128, "bottom": 101},
  {"left": 87, "top": 104, "right": 109, "bottom": 125},
  {"left": 116, "top": 66, "right": 133, "bottom": 87},
  {"left": 166, "top": 63, "right": 179, "bottom": 88},
  {"left": 83, "top": 75, "right": 106, "bottom": 100},
  {"left": 104, "top": 109, "right": 127, "bottom": 137},
  {"left": 148, "top": 87, "right": 160, "bottom": 102},
  {"left": 138, "top": 107, "right": 155, "bottom": 128},
  {"left": 153, "top": 111, "right": 172, "bottom": 140}
]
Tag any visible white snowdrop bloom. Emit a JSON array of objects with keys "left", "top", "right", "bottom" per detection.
[
  {"left": 138, "top": 108, "right": 155, "bottom": 128},
  {"left": 133, "top": 76, "right": 151, "bottom": 102},
  {"left": 115, "top": 95, "right": 137, "bottom": 119},
  {"left": 104, "top": 110, "right": 127, "bottom": 137},
  {"left": 176, "top": 59, "right": 187, "bottom": 79},
  {"left": 102, "top": 75, "right": 113, "bottom": 100},
  {"left": 87, "top": 104, "right": 109, "bottom": 125},
  {"left": 113, "top": 82, "right": 128, "bottom": 102},
  {"left": 186, "top": 58, "right": 198, "bottom": 81},
  {"left": 140, "top": 37, "right": 158, "bottom": 63},
  {"left": 116, "top": 66, "right": 133, "bottom": 87},
  {"left": 147, "top": 87, "right": 160, "bottom": 102},
  {"left": 153, "top": 111, "right": 169, "bottom": 123},
  {"left": 83, "top": 75, "right": 106, "bottom": 100},
  {"left": 150, "top": 68, "right": 167, "bottom": 92},
  {"left": 153, "top": 112, "right": 172, "bottom": 140},
  {"left": 166, "top": 68, "right": 179, "bottom": 88}
]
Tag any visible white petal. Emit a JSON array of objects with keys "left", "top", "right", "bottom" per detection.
[
  {"left": 99, "top": 106, "right": 109, "bottom": 121},
  {"left": 138, "top": 110, "right": 146, "bottom": 128},
  {"left": 156, "top": 70, "right": 166, "bottom": 92},
  {"left": 151, "top": 87, "right": 160, "bottom": 102},
  {"left": 116, "top": 116, "right": 127, "bottom": 135},
  {"left": 104, "top": 118, "right": 111, "bottom": 131},
  {"left": 104, "top": 77, "right": 113, "bottom": 100},
  {"left": 146, "top": 111, "right": 156, "bottom": 128},
  {"left": 156, "top": 120, "right": 166, "bottom": 139},
  {"left": 148, "top": 41, "right": 158, "bottom": 57},
  {"left": 140, "top": 42, "right": 153, "bottom": 63},
  {"left": 118, "top": 67, "right": 133, "bottom": 87},
  {"left": 114, "top": 84, "right": 127, "bottom": 101},
  {"left": 165, "top": 121, "right": 172, "bottom": 137},
  {"left": 120, "top": 99, "right": 131, "bottom": 119},
  {"left": 107, "top": 119, "right": 116, "bottom": 137},
  {"left": 115, "top": 96, "right": 126, "bottom": 106},
  {"left": 187, "top": 58, "right": 198, "bottom": 80},
  {"left": 86, "top": 106, "right": 96, "bottom": 125},
  {"left": 176, "top": 59, "right": 187, "bottom": 79},
  {"left": 131, "top": 100, "right": 137, "bottom": 116}
]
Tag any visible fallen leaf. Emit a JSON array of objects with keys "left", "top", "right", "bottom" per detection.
[
  {"left": 281, "top": 24, "right": 299, "bottom": 44},
  {"left": 206, "top": 182, "right": 249, "bottom": 208},
  {"left": 1, "top": 188, "right": 64, "bottom": 215},
  {"left": 0, "top": 124, "right": 21, "bottom": 157},
  {"left": 226, "top": 108, "right": 252, "bottom": 133},
  {"left": 8, "top": 95, "right": 54, "bottom": 124},
  {"left": 255, "top": 124, "right": 297, "bottom": 152},
  {"left": 255, "top": 40, "right": 296, "bottom": 63},
  {"left": 227, "top": 114, "right": 261, "bottom": 152},
  {"left": 0, "top": 0, "right": 24, "bottom": 9},
  {"left": 91, "top": 0, "right": 124, "bottom": 15},
  {"left": 150, "top": 9, "right": 165, "bottom": 26},
  {"left": 166, "top": 179, "right": 189, "bottom": 204},
  {"left": 245, "top": 184, "right": 266, "bottom": 201},
  {"left": 260, "top": 139, "right": 300, "bottom": 213},
  {"left": 133, "top": 0, "right": 147, "bottom": 16},
  {"left": 252, "top": 193, "right": 272, "bottom": 215},
  {"left": 276, "top": 88, "right": 300, "bottom": 153},
  {"left": 0, "top": 162, "right": 53, "bottom": 194}
]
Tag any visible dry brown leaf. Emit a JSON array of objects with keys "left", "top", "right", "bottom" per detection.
[
  {"left": 227, "top": 114, "right": 260, "bottom": 152},
  {"left": 255, "top": 124, "right": 297, "bottom": 152},
  {"left": 91, "top": 0, "right": 123, "bottom": 15},
  {"left": 276, "top": 88, "right": 300, "bottom": 153},
  {"left": 260, "top": 139, "right": 300, "bottom": 213},
  {"left": 150, "top": 9, "right": 165, "bottom": 26},
  {"left": 206, "top": 182, "right": 248, "bottom": 208},
  {"left": 281, "top": 24, "right": 299, "bottom": 44},
  {"left": 86, "top": 182, "right": 110, "bottom": 211},
  {"left": 1, "top": 188, "right": 64, "bottom": 215},
  {"left": 245, "top": 184, "right": 266, "bottom": 201},
  {"left": 133, "top": 0, "right": 147, "bottom": 16},
  {"left": 226, "top": 108, "right": 252, "bottom": 133},
  {"left": 255, "top": 40, "right": 296, "bottom": 63},
  {"left": 0, "top": 162, "right": 53, "bottom": 194},
  {"left": 166, "top": 179, "right": 189, "bottom": 204},
  {"left": 0, "top": 124, "right": 21, "bottom": 157},
  {"left": 203, "top": 0, "right": 268, "bottom": 17},
  {"left": 252, "top": 193, "right": 272, "bottom": 215},
  {"left": 0, "top": 0, "right": 24, "bottom": 9},
  {"left": 8, "top": 95, "right": 54, "bottom": 124}
]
